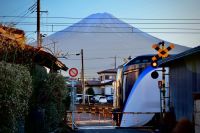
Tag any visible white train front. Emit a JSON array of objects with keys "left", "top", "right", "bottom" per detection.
[{"left": 113, "top": 55, "right": 169, "bottom": 127}]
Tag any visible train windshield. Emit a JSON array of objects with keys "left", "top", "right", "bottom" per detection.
[{"left": 114, "top": 55, "right": 154, "bottom": 110}]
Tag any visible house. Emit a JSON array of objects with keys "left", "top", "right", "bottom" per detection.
[
  {"left": 97, "top": 68, "right": 117, "bottom": 96},
  {"left": 85, "top": 80, "right": 102, "bottom": 95},
  {"left": 85, "top": 68, "right": 117, "bottom": 96},
  {"left": 0, "top": 25, "right": 68, "bottom": 72},
  {"left": 160, "top": 45, "right": 200, "bottom": 131}
]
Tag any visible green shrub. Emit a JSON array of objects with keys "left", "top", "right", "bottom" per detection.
[
  {"left": 0, "top": 61, "right": 32, "bottom": 133},
  {"left": 42, "top": 73, "right": 68, "bottom": 132},
  {"left": 26, "top": 69, "right": 70, "bottom": 133}
]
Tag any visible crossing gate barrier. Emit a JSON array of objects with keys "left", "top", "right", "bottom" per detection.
[{"left": 65, "top": 109, "right": 158, "bottom": 128}]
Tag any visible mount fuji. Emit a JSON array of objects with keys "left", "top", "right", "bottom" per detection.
[{"left": 42, "top": 13, "right": 189, "bottom": 78}]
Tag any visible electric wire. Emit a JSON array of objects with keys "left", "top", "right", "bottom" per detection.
[{"left": 1, "top": 16, "right": 200, "bottom": 20}]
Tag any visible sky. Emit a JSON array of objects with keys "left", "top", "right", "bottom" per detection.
[{"left": 0, "top": 0, "right": 200, "bottom": 48}]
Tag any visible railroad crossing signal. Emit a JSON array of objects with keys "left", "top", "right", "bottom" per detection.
[
  {"left": 151, "top": 61, "right": 158, "bottom": 68},
  {"left": 151, "top": 41, "right": 175, "bottom": 67},
  {"left": 151, "top": 41, "right": 175, "bottom": 119}
]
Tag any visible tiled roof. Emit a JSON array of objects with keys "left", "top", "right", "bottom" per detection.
[
  {"left": 159, "top": 45, "right": 199, "bottom": 66},
  {"left": 97, "top": 68, "right": 117, "bottom": 74},
  {"left": 85, "top": 80, "right": 114, "bottom": 86},
  {"left": 0, "top": 39, "right": 68, "bottom": 71}
]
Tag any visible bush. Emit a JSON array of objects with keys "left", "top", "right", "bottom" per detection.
[
  {"left": 26, "top": 69, "right": 70, "bottom": 133},
  {"left": 42, "top": 73, "right": 67, "bottom": 132},
  {"left": 0, "top": 61, "right": 32, "bottom": 133}
]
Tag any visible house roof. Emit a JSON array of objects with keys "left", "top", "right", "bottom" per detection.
[
  {"left": 0, "top": 25, "right": 25, "bottom": 35},
  {"left": 97, "top": 68, "right": 117, "bottom": 74},
  {"left": 0, "top": 33, "right": 68, "bottom": 71},
  {"left": 0, "top": 25, "right": 25, "bottom": 44},
  {"left": 85, "top": 80, "right": 114, "bottom": 87},
  {"left": 101, "top": 80, "right": 114, "bottom": 86},
  {"left": 159, "top": 45, "right": 199, "bottom": 66},
  {"left": 85, "top": 80, "right": 101, "bottom": 87}
]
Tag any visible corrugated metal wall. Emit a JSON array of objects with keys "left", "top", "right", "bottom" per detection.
[{"left": 169, "top": 55, "right": 200, "bottom": 121}]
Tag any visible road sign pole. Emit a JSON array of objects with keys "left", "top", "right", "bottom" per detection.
[
  {"left": 68, "top": 68, "right": 78, "bottom": 130},
  {"left": 71, "top": 80, "right": 75, "bottom": 130},
  {"left": 71, "top": 80, "right": 77, "bottom": 130}
]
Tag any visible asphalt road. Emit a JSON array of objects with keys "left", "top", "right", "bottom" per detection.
[{"left": 76, "top": 129, "right": 153, "bottom": 133}]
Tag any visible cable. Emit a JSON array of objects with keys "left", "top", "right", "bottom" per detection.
[
  {"left": 6, "top": 1, "right": 37, "bottom": 26},
  {"left": 3, "top": 22, "right": 200, "bottom": 25},
  {"left": 3, "top": 22, "right": 200, "bottom": 30},
  {"left": 23, "top": 30, "right": 200, "bottom": 34},
  {"left": 64, "top": 56, "right": 122, "bottom": 60},
  {"left": 1, "top": 16, "right": 200, "bottom": 20}
]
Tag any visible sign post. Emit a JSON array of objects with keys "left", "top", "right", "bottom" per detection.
[{"left": 69, "top": 68, "right": 78, "bottom": 130}]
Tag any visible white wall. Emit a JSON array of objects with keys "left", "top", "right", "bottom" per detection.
[
  {"left": 92, "top": 86, "right": 103, "bottom": 95},
  {"left": 104, "top": 85, "right": 113, "bottom": 95}
]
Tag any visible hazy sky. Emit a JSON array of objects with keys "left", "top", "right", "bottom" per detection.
[{"left": 1, "top": 0, "right": 200, "bottom": 48}]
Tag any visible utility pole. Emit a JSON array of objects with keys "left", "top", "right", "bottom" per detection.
[
  {"left": 37, "top": 0, "right": 41, "bottom": 48},
  {"left": 114, "top": 56, "right": 117, "bottom": 69},
  {"left": 81, "top": 49, "right": 85, "bottom": 104}
]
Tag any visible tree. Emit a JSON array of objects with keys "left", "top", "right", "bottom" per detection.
[
  {"left": 0, "top": 61, "right": 32, "bottom": 133},
  {"left": 26, "top": 67, "right": 70, "bottom": 133},
  {"left": 86, "top": 87, "right": 94, "bottom": 95}
]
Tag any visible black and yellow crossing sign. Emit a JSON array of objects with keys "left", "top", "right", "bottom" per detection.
[
  {"left": 151, "top": 41, "right": 175, "bottom": 67},
  {"left": 152, "top": 43, "right": 175, "bottom": 59}
]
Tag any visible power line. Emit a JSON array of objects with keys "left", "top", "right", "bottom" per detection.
[
  {"left": 23, "top": 30, "right": 200, "bottom": 34},
  {"left": 5, "top": 1, "right": 37, "bottom": 26},
  {"left": 3, "top": 22, "right": 200, "bottom": 25},
  {"left": 2, "top": 16, "right": 200, "bottom": 20},
  {"left": 2, "top": 22, "right": 200, "bottom": 30},
  {"left": 59, "top": 56, "right": 123, "bottom": 60}
]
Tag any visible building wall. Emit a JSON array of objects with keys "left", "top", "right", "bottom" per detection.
[
  {"left": 93, "top": 86, "right": 103, "bottom": 95},
  {"left": 85, "top": 86, "right": 103, "bottom": 95},
  {"left": 99, "top": 73, "right": 116, "bottom": 81},
  {"left": 104, "top": 85, "right": 114, "bottom": 96},
  {"left": 170, "top": 54, "right": 200, "bottom": 121}
]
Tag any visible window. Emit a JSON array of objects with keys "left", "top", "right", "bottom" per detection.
[
  {"left": 109, "top": 75, "right": 115, "bottom": 80},
  {"left": 100, "top": 76, "right": 103, "bottom": 81},
  {"left": 105, "top": 75, "right": 109, "bottom": 80}
]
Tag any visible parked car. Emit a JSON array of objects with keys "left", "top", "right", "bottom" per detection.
[
  {"left": 76, "top": 94, "right": 82, "bottom": 103},
  {"left": 93, "top": 95, "right": 103, "bottom": 103},
  {"left": 85, "top": 95, "right": 94, "bottom": 103},
  {"left": 99, "top": 96, "right": 107, "bottom": 104},
  {"left": 90, "top": 96, "right": 96, "bottom": 103},
  {"left": 106, "top": 95, "right": 113, "bottom": 103},
  {"left": 76, "top": 94, "right": 95, "bottom": 104}
]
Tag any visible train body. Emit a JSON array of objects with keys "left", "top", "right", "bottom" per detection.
[{"left": 113, "top": 55, "right": 169, "bottom": 127}]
